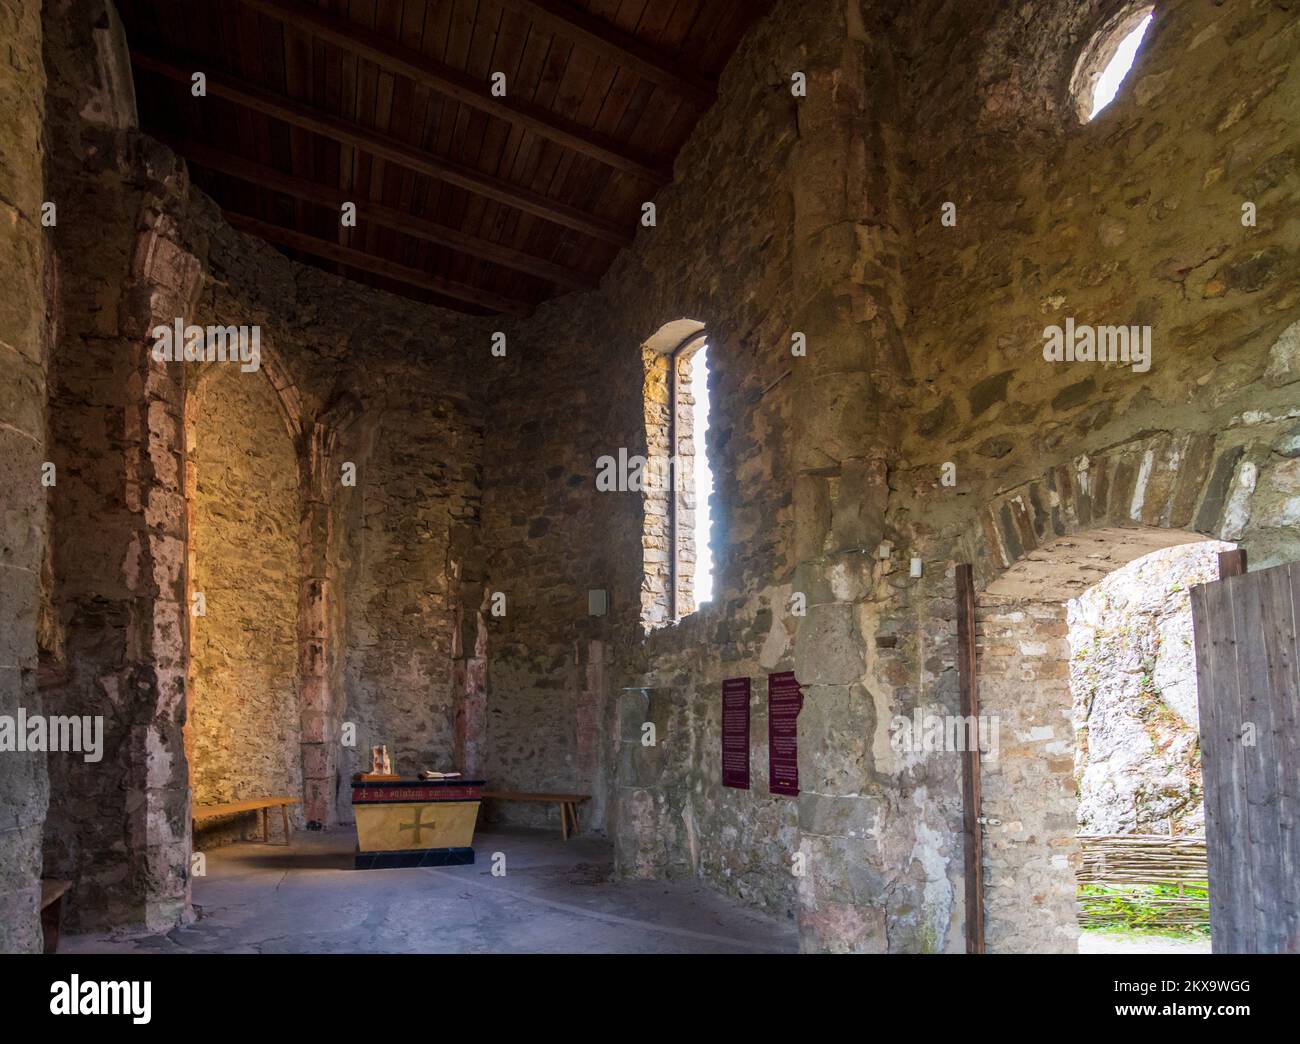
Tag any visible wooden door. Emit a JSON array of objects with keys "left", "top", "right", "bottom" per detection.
[{"left": 1190, "top": 561, "right": 1300, "bottom": 953}]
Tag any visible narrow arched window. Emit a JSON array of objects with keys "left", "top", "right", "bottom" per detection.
[{"left": 641, "top": 320, "right": 713, "bottom": 629}]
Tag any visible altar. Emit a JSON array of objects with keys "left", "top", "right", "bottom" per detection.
[{"left": 350, "top": 777, "right": 485, "bottom": 869}]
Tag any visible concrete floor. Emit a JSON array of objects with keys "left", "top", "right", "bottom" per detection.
[
  {"left": 62, "top": 826, "right": 798, "bottom": 955},
  {"left": 1079, "top": 930, "right": 1211, "bottom": 954}
]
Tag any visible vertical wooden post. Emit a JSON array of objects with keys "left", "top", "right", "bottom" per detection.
[
  {"left": 1218, "top": 548, "right": 1247, "bottom": 578},
  {"left": 955, "top": 564, "right": 985, "bottom": 954}
]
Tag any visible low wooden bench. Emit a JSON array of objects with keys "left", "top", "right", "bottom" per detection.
[
  {"left": 193, "top": 796, "right": 301, "bottom": 846},
  {"left": 481, "top": 790, "right": 590, "bottom": 840},
  {"left": 41, "top": 880, "right": 71, "bottom": 955}
]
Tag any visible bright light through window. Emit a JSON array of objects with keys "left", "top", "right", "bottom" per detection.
[
  {"left": 690, "top": 346, "right": 713, "bottom": 604},
  {"left": 1089, "top": 13, "right": 1152, "bottom": 120}
]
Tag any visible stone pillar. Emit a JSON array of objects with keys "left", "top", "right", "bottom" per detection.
[
  {"left": 130, "top": 217, "right": 203, "bottom": 932},
  {"left": 0, "top": 0, "right": 51, "bottom": 954},
  {"left": 299, "top": 421, "right": 339, "bottom": 826},
  {"left": 579, "top": 639, "right": 608, "bottom": 830},
  {"left": 452, "top": 585, "right": 488, "bottom": 778},
  {"left": 32, "top": 0, "right": 202, "bottom": 935},
  {"left": 785, "top": 4, "right": 911, "bottom": 952},
  {"left": 42, "top": 198, "right": 202, "bottom": 932},
  {"left": 612, "top": 686, "right": 676, "bottom": 878},
  {"left": 451, "top": 501, "right": 489, "bottom": 779}
]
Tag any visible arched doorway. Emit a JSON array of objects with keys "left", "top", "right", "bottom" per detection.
[
  {"left": 975, "top": 526, "right": 1228, "bottom": 952},
  {"left": 945, "top": 426, "right": 1298, "bottom": 952}
]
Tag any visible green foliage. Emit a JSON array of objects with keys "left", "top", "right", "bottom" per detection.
[{"left": 1079, "top": 882, "right": 1209, "bottom": 934}]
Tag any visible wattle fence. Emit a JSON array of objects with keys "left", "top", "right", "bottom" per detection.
[{"left": 1077, "top": 834, "right": 1209, "bottom": 928}]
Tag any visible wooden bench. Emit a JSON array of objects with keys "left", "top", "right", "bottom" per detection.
[
  {"left": 41, "top": 880, "right": 71, "bottom": 955},
  {"left": 193, "top": 796, "right": 301, "bottom": 846},
  {"left": 481, "top": 790, "right": 590, "bottom": 840}
]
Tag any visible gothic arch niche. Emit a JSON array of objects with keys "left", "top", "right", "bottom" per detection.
[{"left": 185, "top": 363, "right": 303, "bottom": 844}]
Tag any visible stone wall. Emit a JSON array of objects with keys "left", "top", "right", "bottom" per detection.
[
  {"left": 0, "top": 0, "right": 51, "bottom": 954},
  {"left": 24, "top": 0, "right": 493, "bottom": 934},
  {"left": 192, "top": 221, "right": 491, "bottom": 827},
  {"left": 4, "top": 0, "right": 1299, "bottom": 955},
  {"left": 976, "top": 596, "right": 1078, "bottom": 953},
  {"left": 192, "top": 228, "right": 493, "bottom": 828},
  {"left": 879, "top": 0, "right": 1300, "bottom": 951},
  {"left": 338, "top": 354, "right": 485, "bottom": 812},
  {"left": 477, "top": 0, "right": 831, "bottom": 875},
  {"left": 482, "top": 0, "right": 1300, "bottom": 953},
  {"left": 39, "top": 0, "right": 200, "bottom": 932},
  {"left": 187, "top": 365, "right": 302, "bottom": 844}
]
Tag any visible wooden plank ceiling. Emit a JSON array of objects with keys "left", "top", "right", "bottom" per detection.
[{"left": 117, "top": 0, "right": 769, "bottom": 316}]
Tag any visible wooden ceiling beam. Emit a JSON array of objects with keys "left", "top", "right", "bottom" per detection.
[
  {"left": 161, "top": 137, "right": 595, "bottom": 292},
  {"left": 493, "top": 0, "right": 718, "bottom": 108},
  {"left": 130, "top": 49, "right": 634, "bottom": 246},
  {"left": 236, "top": 0, "right": 669, "bottom": 184},
  {"left": 224, "top": 213, "right": 533, "bottom": 316}
]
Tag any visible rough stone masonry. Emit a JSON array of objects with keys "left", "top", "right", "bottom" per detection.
[{"left": 0, "top": 0, "right": 1297, "bottom": 956}]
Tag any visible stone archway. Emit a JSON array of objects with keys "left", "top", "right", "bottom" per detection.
[
  {"left": 956, "top": 430, "right": 1258, "bottom": 590},
  {"left": 182, "top": 351, "right": 357, "bottom": 834},
  {"left": 975, "top": 526, "right": 1220, "bottom": 952},
  {"left": 954, "top": 431, "right": 1265, "bottom": 952},
  {"left": 39, "top": 217, "right": 206, "bottom": 933}
]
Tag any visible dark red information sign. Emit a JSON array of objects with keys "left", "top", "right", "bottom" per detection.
[
  {"left": 768, "top": 671, "right": 803, "bottom": 797},
  {"left": 722, "top": 677, "right": 751, "bottom": 789}
]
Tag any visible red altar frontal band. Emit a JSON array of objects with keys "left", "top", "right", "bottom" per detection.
[{"left": 351, "top": 780, "right": 485, "bottom": 804}]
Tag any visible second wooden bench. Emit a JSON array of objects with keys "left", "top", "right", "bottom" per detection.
[
  {"left": 193, "top": 795, "right": 301, "bottom": 845},
  {"left": 480, "top": 790, "right": 589, "bottom": 840}
]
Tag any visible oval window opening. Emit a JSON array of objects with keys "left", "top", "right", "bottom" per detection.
[
  {"left": 1071, "top": 7, "right": 1155, "bottom": 123},
  {"left": 1089, "top": 13, "right": 1153, "bottom": 119}
]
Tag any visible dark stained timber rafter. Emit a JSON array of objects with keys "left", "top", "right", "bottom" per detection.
[
  {"left": 491, "top": 0, "right": 718, "bottom": 108},
  {"left": 129, "top": 49, "right": 635, "bottom": 247},
  {"left": 224, "top": 213, "right": 534, "bottom": 317},
  {"left": 236, "top": 0, "right": 671, "bottom": 185},
  {"left": 159, "top": 137, "right": 596, "bottom": 292},
  {"left": 114, "top": 0, "right": 770, "bottom": 316}
]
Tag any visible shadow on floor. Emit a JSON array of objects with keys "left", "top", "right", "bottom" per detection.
[
  {"left": 206, "top": 845, "right": 355, "bottom": 872},
  {"left": 62, "top": 826, "right": 798, "bottom": 955}
]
